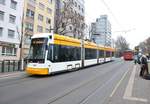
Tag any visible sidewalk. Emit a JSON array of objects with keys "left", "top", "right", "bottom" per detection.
[{"left": 0, "top": 71, "right": 27, "bottom": 79}]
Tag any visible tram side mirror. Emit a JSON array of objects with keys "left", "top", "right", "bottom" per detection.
[
  {"left": 46, "top": 45, "right": 48, "bottom": 50},
  {"left": 49, "top": 35, "right": 52, "bottom": 39}
]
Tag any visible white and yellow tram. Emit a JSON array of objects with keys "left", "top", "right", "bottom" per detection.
[{"left": 26, "top": 33, "right": 115, "bottom": 75}]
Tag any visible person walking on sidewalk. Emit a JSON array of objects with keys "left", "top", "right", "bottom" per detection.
[
  {"left": 134, "top": 55, "right": 138, "bottom": 64},
  {"left": 139, "top": 55, "right": 148, "bottom": 77}
]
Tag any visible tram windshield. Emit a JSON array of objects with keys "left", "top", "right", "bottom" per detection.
[{"left": 28, "top": 38, "right": 48, "bottom": 63}]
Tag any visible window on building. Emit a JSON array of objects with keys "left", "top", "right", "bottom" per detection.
[
  {"left": 45, "top": 28, "right": 50, "bottom": 33},
  {"left": 0, "top": 0, "right": 5, "bottom": 5},
  {"left": 2, "top": 46, "right": 17, "bottom": 56},
  {"left": 74, "top": 11, "right": 77, "bottom": 15},
  {"left": 48, "top": 0, "right": 53, "bottom": 4},
  {"left": 24, "top": 35, "right": 31, "bottom": 45},
  {"left": 78, "top": 5, "right": 80, "bottom": 10},
  {"left": 6, "top": 47, "right": 13, "bottom": 56},
  {"left": 46, "top": 18, "right": 51, "bottom": 24},
  {"left": 0, "top": 27, "right": 3, "bottom": 36},
  {"left": 62, "top": 23, "right": 65, "bottom": 28},
  {"left": 25, "top": 22, "right": 33, "bottom": 31},
  {"left": 8, "top": 29, "right": 15, "bottom": 38},
  {"left": 37, "top": 25, "right": 43, "bottom": 32},
  {"left": 26, "top": 9, "right": 34, "bottom": 19},
  {"left": 75, "top": 2, "right": 77, "bottom": 7},
  {"left": 70, "top": 8, "right": 73, "bottom": 13},
  {"left": 47, "top": 7, "right": 52, "bottom": 14},
  {"left": 38, "top": 14, "right": 43, "bottom": 21},
  {"left": 9, "top": 14, "right": 16, "bottom": 24},
  {"left": 39, "top": 2, "right": 45, "bottom": 10},
  {"left": 2, "top": 46, "right": 5, "bottom": 55},
  {"left": 29, "top": 0, "right": 36, "bottom": 3},
  {"left": 82, "top": 8, "right": 84, "bottom": 13},
  {"left": 10, "top": 0, "right": 17, "bottom": 10},
  {"left": 69, "top": 26, "right": 72, "bottom": 30},
  {"left": 0, "top": 11, "right": 4, "bottom": 21}
]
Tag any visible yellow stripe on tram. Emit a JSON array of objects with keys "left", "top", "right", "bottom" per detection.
[{"left": 26, "top": 67, "right": 49, "bottom": 75}]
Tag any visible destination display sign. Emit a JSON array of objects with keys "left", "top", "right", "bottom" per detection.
[{"left": 31, "top": 38, "right": 47, "bottom": 44}]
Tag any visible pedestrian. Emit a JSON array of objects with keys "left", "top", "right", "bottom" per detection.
[
  {"left": 146, "top": 54, "right": 150, "bottom": 60},
  {"left": 139, "top": 55, "right": 148, "bottom": 77},
  {"left": 137, "top": 53, "right": 142, "bottom": 64},
  {"left": 134, "top": 55, "right": 138, "bottom": 64}
]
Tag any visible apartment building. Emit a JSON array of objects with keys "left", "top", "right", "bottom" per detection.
[
  {"left": 91, "top": 15, "right": 112, "bottom": 46},
  {"left": 0, "top": 0, "right": 24, "bottom": 60},
  {"left": 23, "top": 0, "right": 55, "bottom": 57},
  {"left": 55, "top": 0, "right": 85, "bottom": 38}
]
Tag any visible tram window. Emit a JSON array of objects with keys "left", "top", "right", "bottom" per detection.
[
  {"left": 112, "top": 52, "right": 114, "bottom": 57},
  {"left": 53, "top": 45, "right": 59, "bottom": 62},
  {"left": 52, "top": 45, "right": 81, "bottom": 62},
  {"left": 85, "top": 48, "right": 97, "bottom": 59},
  {"left": 59, "top": 45, "right": 81, "bottom": 62},
  {"left": 106, "top": 51, "right": 111, "bottom": 57},
  {"left": 99, "top": 50, "right": 104, "bottom": 58},
  {"left": 76, "top": 48, "right": 81, "bottom": 60},
  {"left": 47, "top": 45, "right": 53, "bottom": 61}
]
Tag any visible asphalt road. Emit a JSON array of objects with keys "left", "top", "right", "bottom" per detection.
[{"left": 0, "top": 59, "right": 149, "bottom": 104}]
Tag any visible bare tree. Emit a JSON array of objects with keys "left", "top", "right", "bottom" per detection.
[
  {"left": 145, "top": 37, "right": 150, "bottom": 54},
  {"left": 54, "top": 0, "right": 85, "bottom": 38},
  {"left": 139, "top": 37, "right": 150, "bottom": 55},
  {"left": 139, "top": 42, "right": 146, "bottom": 53},
  {"left": 115, "top": 36, "right": 129, "bottom": 57},
  {"left": 72, "top": 13, "right": 85, "bottom": 38}
]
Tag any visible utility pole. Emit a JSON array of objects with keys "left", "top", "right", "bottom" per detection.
[
  {"left": 16, "top": 12, "right": 24, "bottom": 71},
  {"left": 19, "top": 6, "right": 25, "bottom": 71},
  {"left": 81, "top": 23, "right": 85, "bottom": 68},
  {"left": 104, "top": 31, "right": 107, "bottom": 62}
]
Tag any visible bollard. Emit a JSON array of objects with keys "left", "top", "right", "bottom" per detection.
[
  {"left": 2, "top": 61, "right": 4, "bottom": 73},
  {"left": 13, "top": 60, "right": 15, "bottom": 71},
  {"left": 8, "top": 60, "right": 10, "bottom": 72},
  {"left": 18, "top": 61, "right": 20, "bottom": 71}
]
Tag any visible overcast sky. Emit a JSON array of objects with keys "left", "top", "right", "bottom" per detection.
[{"left": 85, "top": 0, "right": 150, "bottom": 49}]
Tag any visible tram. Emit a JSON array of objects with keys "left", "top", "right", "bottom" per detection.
[
  {"left": 123, "top": 50, "right": 134, "bottom": 60},
  {"left": 26, "top": 33, "right": 115, "bottom": 75}
]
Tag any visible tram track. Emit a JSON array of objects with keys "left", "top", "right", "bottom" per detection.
[
  {"left": 47, "top": 61, "right": 129, "bottom": 104},
  {"left": 0, "top": 59, "right": 129, "bottom": 104},
  {"left": 0, "top": 75, "right": 40, "bottom": 87},
  {"left": 78, "top": 64, "right": 132, "bottom": 104},
  {"left": 0, "top": 59, "right": 122, "bottom": 88}
]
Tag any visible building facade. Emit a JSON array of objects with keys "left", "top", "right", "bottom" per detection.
[
  {"left": 23, "top": 0, "right": 55, "bottom": 57},
  {"left": 91, "top": 15, "right": 112, "bottom": 46},
  {"left": 55, "top": 0, "right": 85, "bottom": 39},
  {"left": 0, "top": 0, "right": 24, "bottom": 60}
]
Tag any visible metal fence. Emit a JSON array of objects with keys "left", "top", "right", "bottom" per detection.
[{"left": 0, "top": 60, "right": 27, "bottom": 73}]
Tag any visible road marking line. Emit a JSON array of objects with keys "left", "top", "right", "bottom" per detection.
[
  {"left": 123, "top": 65, "right": 148, "bottom": 102},
  {"left": 124, "top": 96, "right": 148, "bottom": 102},
  {"left": 110, "top": 67, "right": 130, "bottom": 97}
]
